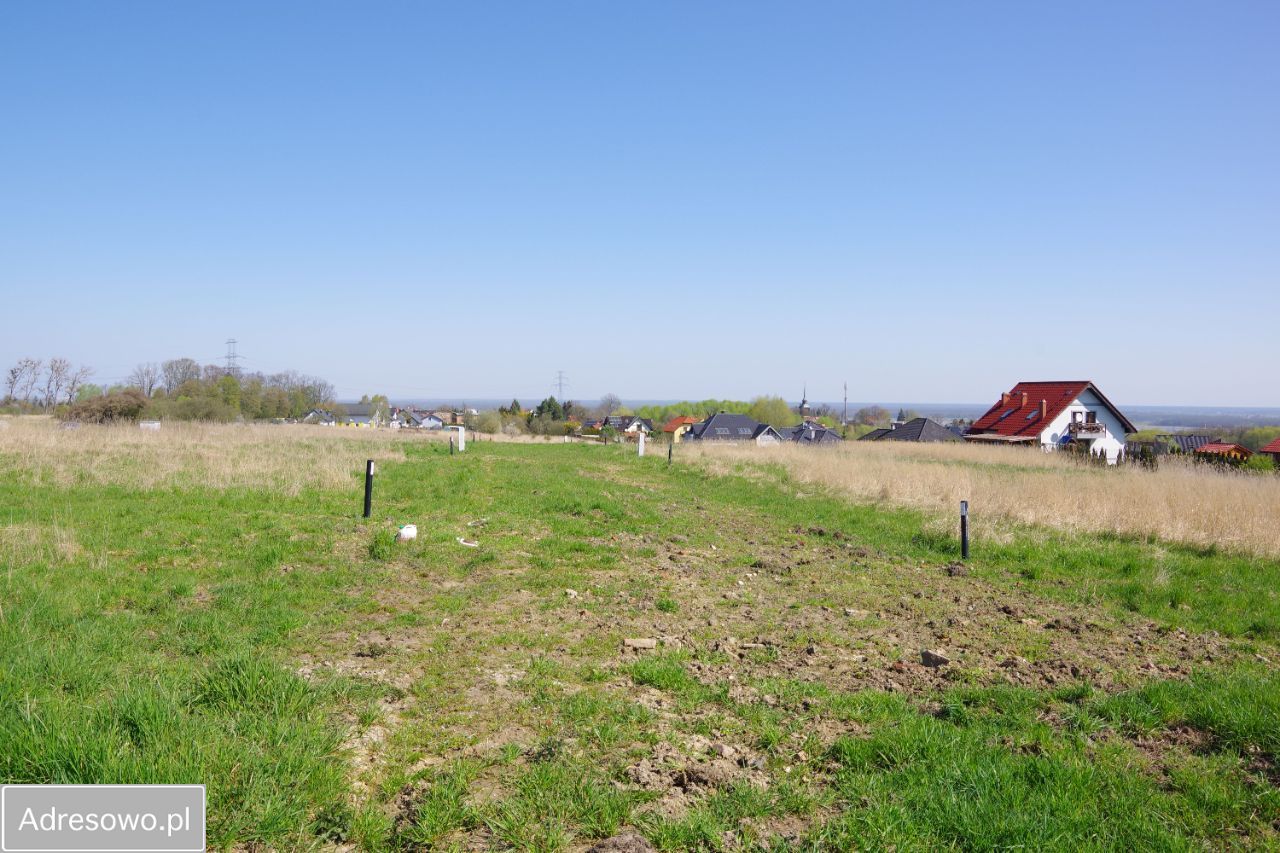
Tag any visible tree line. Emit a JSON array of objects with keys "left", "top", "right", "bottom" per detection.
[
  {"left": 468, "top": 394, "right": 852, "bottom": 436},
  {"left": 2, "top": 355, "right": 337, "bottom": 423},
  {"left": 3, "top": 357, "right": 95, "bottom": 410}
]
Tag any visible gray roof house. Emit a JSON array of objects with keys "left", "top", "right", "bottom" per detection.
[
  {"left": 779, "top": 421, "right": 843, "bottom": 444},
  {"left": 685, "top": 413, "right": 783, "bottom": 445},
  {"left": 600, "top": 415, "right": 654, "bottom": 433},
  {"left": 394, "top": 409, "right": 445, "bottom": 429},
  {"left": 876, "top": 417, "right": 963, "bottom": 443},
  {"left": 1156, "top": 434, "right": 1219, "bottom": 454},
  {"left": 342, "top": 403, "right": 386, "bottom": 428},
  {"left": 302, "top": 408, "right": 337, "bottom": 425}
]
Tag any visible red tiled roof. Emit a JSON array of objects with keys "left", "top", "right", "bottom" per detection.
[
  {"left": 969, "top": 380, "right": 1136, "bottom": 438},
  {"left": 663, "top": 416, "right": 697, "bottom": 433},
  {"left": 1196, "top": 442, "right": 1252, "bottom": 456},
  {"left": 1261, "top": 437, "right": 1280, "bottom": 454},
  {"left": 969, "top": 381, "right": 1092, "bottom": 438}
]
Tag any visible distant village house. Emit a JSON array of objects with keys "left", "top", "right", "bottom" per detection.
[
  {"left": 1195, "top": 442, "right": 1252, "bottom": 463},
  {"left": 859, "top": 417, "right": 961, "bottom": 443},
  {"left": 684, "top": 412, "right": 783, "bottom": 445},
  {"left": 1261, "top": 437, "right": 1280, "bottom": 465},
  {"left": 779, "top": 421, "right": 843, "bottom": 444},
  {"left": 663, "top": 416, "right": 698, "bottom": 443}
]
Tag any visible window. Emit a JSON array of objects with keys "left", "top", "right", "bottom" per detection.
[
  {"left": 1026, "top": 410, "right": 1039, "bottom": 420},
  {"left": 996, "top": 408, "right": 1016, "bottom": 421},
  {"left": 738, "top": 427, "right": 751, "bottom": 435},
  {"left": 714, "top": 427, "right": 730, "bottom": 435}
]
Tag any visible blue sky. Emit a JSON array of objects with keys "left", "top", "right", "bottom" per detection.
[{"left": 2, "top": 2, "right": 1276, "bottom": 406}]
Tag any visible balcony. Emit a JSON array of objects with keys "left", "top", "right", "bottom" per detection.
[{"left": 1068, "top": 421, "right": 1107, "bottom": 437}]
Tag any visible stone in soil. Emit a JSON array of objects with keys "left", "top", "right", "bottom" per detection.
[
  {"left": 921, "top": 649, "right": 950, "bottom": 667},
  {"left": 587, "top": 832, "right": 656, "bottom": 852}
]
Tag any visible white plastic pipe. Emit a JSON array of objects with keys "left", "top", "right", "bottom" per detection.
[{"left": 638, "top": 432, "right": 645, "bottom": 456}]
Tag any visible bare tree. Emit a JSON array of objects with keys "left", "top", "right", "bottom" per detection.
[
  {"left": 3, "top": 364, "right": 21, "bottom": 402},
  {"left": 42, "top": 358, "right": 71, "bottom": 409},
  {"left": 161, "top": 358, "right": 201, "bottom": 394},
  {"left": 12, "top": 358, "right": 43, "bottom": 404},
  {"left": 598, "top": 393, "right": 622, "bottom": 419},
  {"left": 127, "top": 362, "right": 161, "bottom": 397},
  {"left": 65, "top": 364, "right": 94, "bottom": 402}
]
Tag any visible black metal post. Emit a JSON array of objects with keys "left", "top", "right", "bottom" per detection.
[
  {"left": 363, "top": 459, "right": 375, "bottom": 518},
  {"left": 960, "top": 500, "right": 969, "bottom": 560},
  {"left": 450, "top": 437, "right": 455, "bottom": 455},
  {"left": 668, "top": 442, "right": 673, "bottom": 466}
]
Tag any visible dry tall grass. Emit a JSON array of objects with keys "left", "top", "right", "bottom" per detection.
[
  {"left": 0, "top": 417, "right": 417, "bottom": 495},
  {"left": 686, "top": 440, "right": 1280, "bottom": 558}
]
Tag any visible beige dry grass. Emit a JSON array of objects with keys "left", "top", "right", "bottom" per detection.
[
  {"left": 0, "top": 522, "right": 84, "bottom": 571},
  {"left": 685, "top": 439, "right": 1280, "bottom": 557},
  {"left": 0, "top": 417, "right": 415, "bottom": 494}
]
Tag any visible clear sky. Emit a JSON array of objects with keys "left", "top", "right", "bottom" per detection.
[{"left": 2, "top": 1, "right": 1277, "bottom": 406}]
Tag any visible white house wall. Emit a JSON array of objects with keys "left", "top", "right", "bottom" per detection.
[{"left": 1038, "top": 388, "right": 1128, "bottom": 463}]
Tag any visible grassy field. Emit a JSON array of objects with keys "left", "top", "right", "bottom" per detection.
[
  {"left": 688, "top": 439, "right": 1280, "bottom": 558},
  {"left": 1, "top": 419, "right": 1278, "bottom": 850}
]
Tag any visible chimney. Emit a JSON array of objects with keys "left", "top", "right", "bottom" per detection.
[
  {"left": 1021, "top": 392, "right": 1028, "bottom": 408},
  {"left": 1040, "top": 399, "right": 1048, "bottom": 419},
  {"left": 1001, "top": 392, "right": 1011, "bottom": 406}
]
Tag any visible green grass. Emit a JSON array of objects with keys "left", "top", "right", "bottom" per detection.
[
  {"left": 2, "top": 434, "right": 1278, "bottom": 849},
  {"left": 813, "top": 670, "right": 1280, "bottom": 850},
  {"left": 674, "top": 455, "right": 1280, "bottom": 641}
]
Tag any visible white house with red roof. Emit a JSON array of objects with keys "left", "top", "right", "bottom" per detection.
[{"left": 965, "top": 381, "right": 1136, "bottom": 464}]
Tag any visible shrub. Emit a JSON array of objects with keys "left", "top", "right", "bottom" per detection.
[
  {"left": 62, "top": 389, "right": 148, "bottom": 423},
  {"left": 473, "top": 411, "right": 503, "bottom": 434},
  {"left": 148, "top": 396, "right": 239, "bottom": 422},
  {"left": 1243, "top": 454, "right": 1275, "bottom": 473}
]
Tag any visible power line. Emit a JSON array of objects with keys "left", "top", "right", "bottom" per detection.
[{"left": 553, "top": 370, "right": 569, "bottom": 397}]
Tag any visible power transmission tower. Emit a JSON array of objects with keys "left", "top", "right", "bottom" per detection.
[
  {"left": 224, "top": 339, "right": 244, "bottom": 377},
  {"left": 553, "top": 370, "right": 568, "bottom": 397}
]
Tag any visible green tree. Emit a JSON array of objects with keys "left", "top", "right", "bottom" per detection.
[
  {"left": 747, "top": 395, "right": 799, "bottom": 427},
  {"left": 216, "top": 374, "right": 241, "bottom": 411},
  {"left": 240, "top": 377, "right": 264, "bottom": 419},
  {"left": 1240, "top": 427, "right": 1280, "bottom": 452},
  {"left": 534, "top": 396, "right": 565, "bottom": 421}
]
